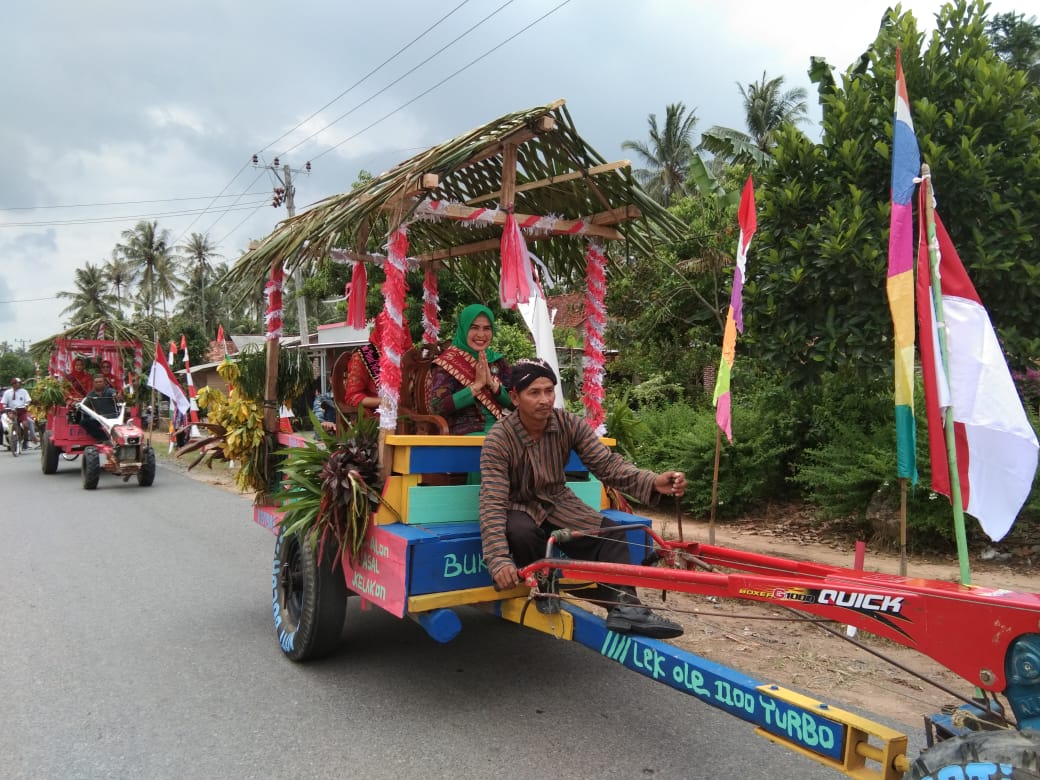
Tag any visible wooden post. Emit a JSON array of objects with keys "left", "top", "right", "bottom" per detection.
[
  {"left": 501, "top": 143, "right": 517, "bottom": 208},
  {"left": 709, "top": 426, "right": 721, "bottom": 545},
  {"left": 899, "top": 477, "right": 908, "bottom": 576}
]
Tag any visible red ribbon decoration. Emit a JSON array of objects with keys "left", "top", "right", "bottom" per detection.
[
  {"left": 499, "top": 210, "right": 533, "bottom": 309},
  {"left": 346, "top": 261, "right": 368, "bottom": 329}
]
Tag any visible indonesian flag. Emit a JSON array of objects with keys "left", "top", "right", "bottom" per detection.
[
  {"left": 148, "top": 342, "right": 190, "bottom": 416},
  {"left": 916, "top": 197, "right": 1039, "bottom": 541}
]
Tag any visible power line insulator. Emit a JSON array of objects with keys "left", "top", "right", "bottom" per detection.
[
  {"left": 273, "top": 157, "right": 280, "bottom": 168},
  {"left": 305, "top": 161, "right": 311, "bottom": 172},
  {"left": 251, "top": 154, "right": 259, "bottom": 165}
]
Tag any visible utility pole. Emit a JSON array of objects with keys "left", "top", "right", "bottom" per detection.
[{"left": 252, "top": 155, "right": 312, "bottom": 343}]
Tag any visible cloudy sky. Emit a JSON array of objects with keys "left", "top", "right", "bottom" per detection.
[{"left": 2, "top": 0, "right": 1035, "bottom": 345}]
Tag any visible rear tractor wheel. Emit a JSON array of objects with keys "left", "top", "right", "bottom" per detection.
[{"left": 905, "top": 729, "right": 1040, "bottom": 779}]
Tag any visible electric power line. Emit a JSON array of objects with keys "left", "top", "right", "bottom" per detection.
[
  {"left": 216, "top": 201, "right": 270, "bottom": 247},
  {"left": 311, "top": 0, "right": 573, "bottom": 163},
  {"left": 0, "top": 295, "right": 60, "bottom": 304},
  {"left": 280, "top": 0, "right": 515, "bottom": 158},
  {"left": 200, "top": 168, "right": 270, "bottom": 238},
  {"left": 0, "top": 189, "right": 271, "bottom": 212},
  {"left": 0, "top": 200, "right": 271, "bottom": 229},
  {"left": 258, "top": 0, "right": 474, "bottom": 158}
]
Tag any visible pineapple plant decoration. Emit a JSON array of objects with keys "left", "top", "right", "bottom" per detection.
[{"left": 275, "top": 413, "right": 396, "bottom": 567}]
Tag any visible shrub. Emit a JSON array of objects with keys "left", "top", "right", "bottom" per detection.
[{"left": 632, "top": 377, "right": 800, "bottom": 518}]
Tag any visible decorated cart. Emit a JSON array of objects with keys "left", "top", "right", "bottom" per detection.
[
  {"left": 31, "top": 325, "right": 155, "bottom": 488},
  {"left": 225, "top": 101, "right": 1040, "bottom": 779}
]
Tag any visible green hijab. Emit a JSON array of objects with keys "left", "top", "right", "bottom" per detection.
[{"left": 452, "top": 304, "right": 503, "bottom": 362}]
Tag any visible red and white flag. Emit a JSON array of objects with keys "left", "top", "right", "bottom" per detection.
[
  {"left": 916, "top": 202, "right": 1039, "bottom": 541},
  {"left": 148, "top": 342, "right": 190, "bottom": 416}
]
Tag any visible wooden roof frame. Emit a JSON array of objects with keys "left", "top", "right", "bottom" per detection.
[{"left": 226, "top": 99, "right": 683, "bottom": 294}]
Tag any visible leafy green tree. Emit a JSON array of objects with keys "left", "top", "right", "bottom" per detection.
[
  {"left": 988, "top": 11, "right": 1040, "bottom": 84},
  {"left": 622, "top": 103, "right": 698, "bottom": 206},
  {"left": 606, "top": 192, "right": 738, "bottom": 396},
  {"left": 58, "top": 262, "right": 115, "bottom": 324},
  {"left": 0, "top": 350, "right": 35, "bottom": 386},
  {"left": 700, "top": 72, "right": 809, "bottom": 168},
  {"left": 747, "top": 0, "right": 1040, "bottom": 385}
]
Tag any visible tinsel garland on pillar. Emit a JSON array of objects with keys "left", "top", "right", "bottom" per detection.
[
  {"left": 378, "top": 227, "right": 409, "bottom": 431},
  {"left": 582, "top": 241, "right": 607, "bottom": 435}
]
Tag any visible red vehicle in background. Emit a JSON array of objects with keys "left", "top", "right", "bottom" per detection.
[{"left": 40, "top": 338, "right": 155, "bottom": 488}]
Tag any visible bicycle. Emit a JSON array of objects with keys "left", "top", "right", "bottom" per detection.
[{"left": 3, "top": 408, "right": 25, "bottom": 457}]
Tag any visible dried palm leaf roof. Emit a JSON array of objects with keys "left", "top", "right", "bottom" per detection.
[
  {"left": 31, "top": 317, "right": 147, "bottom": 362},
  {"left": 226, "top": 99, "right": 683, "bottom": 293}
]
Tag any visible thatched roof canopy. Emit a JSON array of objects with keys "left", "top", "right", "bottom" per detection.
[
  {"left": 226, "top": 99, "right": 682, "bottom": 293},
  {"left": 30, "top": 317, "right": 147, "bottom": 362}
]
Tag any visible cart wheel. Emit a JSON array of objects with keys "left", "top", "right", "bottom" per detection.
[
  {"left": 137, "top": 446, "right": 156, "bottom": 486},
  {"left": 905, "top": 729, "right": 1040, "bottom": 779},
  {"left": 272, "top": 527, "right": 350, "bottom": 662},
  {"left": 82, "top": 446, "right": 100, "bottom": 490},
  {"left": 41, "top": 431, "right": 59, "bottom": 474}
]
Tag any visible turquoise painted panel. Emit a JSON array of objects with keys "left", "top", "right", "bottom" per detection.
[{"left": 407, "top": 479, "right": 603, "bottom": 525}]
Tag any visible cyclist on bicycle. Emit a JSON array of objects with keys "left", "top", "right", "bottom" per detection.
[{"left": 1, "top": 377, "right": 39, "bottom": 447}]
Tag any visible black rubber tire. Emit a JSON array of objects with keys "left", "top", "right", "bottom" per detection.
[
  {"left": 905, "top": 729, "right": 1040, "bottom": 779},
  {"left": 272, "top": 527, "right": 350, "bottom": 662},
  {"left": 41, "top": 431, "right": 59, "bottom": 474},
  {"left": 82, "top": 446, "right": 100, "bottom": 490},
  {"left": 137, "top": 446, "right": 156, "bottom": 486},
  {"left": 10, "top": 418, "right": 21, "bottom": 457}
]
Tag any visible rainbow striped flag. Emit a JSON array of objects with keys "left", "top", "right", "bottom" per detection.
[
  {"left": 713, "top": 176, "right": 757, "bottom": 442},
  {"left": 887, "top": 50, "right": 920, "bottom": 482}
]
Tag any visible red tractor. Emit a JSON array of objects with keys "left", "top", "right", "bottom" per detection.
[{"left": 39, "top": 337, "right": 155, "bottom": 489}]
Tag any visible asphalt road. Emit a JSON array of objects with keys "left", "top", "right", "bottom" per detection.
[{"left": 2, "top": 450, "right": 848, "bottom": 779}]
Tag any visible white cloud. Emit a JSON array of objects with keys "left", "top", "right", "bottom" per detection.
[{"left": 145, "top": 105, "right": 211, "bottom": 135}]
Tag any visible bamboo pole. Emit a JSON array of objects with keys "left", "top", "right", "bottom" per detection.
[
  {"left": 709, "top": 426, "right": 721, "bottom": 545},
  {"left": 921, "top": 164, "right": 972, "bottom": 585},
  {"left": 899, "top": 477, "right": 908, "bottom": 576}
]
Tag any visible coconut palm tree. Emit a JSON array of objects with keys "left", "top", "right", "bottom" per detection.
[
  {"left": 58, "top": 263, "right": 116, "bottom": 324},
  {"left": 102, "top": 251, "right": 138, "bottom": 317},
  {"left": 150, "top": 253, "right": 181, "bottom": 320},
  {"left": 700, "top": 72, "right": 809, "bottom": 168},
  {"left": 622, "top": 103, "right": 698, "bottom": 206},
  {"left": 116, "top": 220, "right": 175, "bottom": 319},
  {"left": 177, "top": 232, "right": 222, "bottom": 334}
]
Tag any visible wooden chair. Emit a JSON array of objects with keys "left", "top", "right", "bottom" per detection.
[
  {"left": 331, "top": 344, "right": 449, "bottom": 435},
  {"left": 397, "top": 342, "right": 450, "bottom": 435}
]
